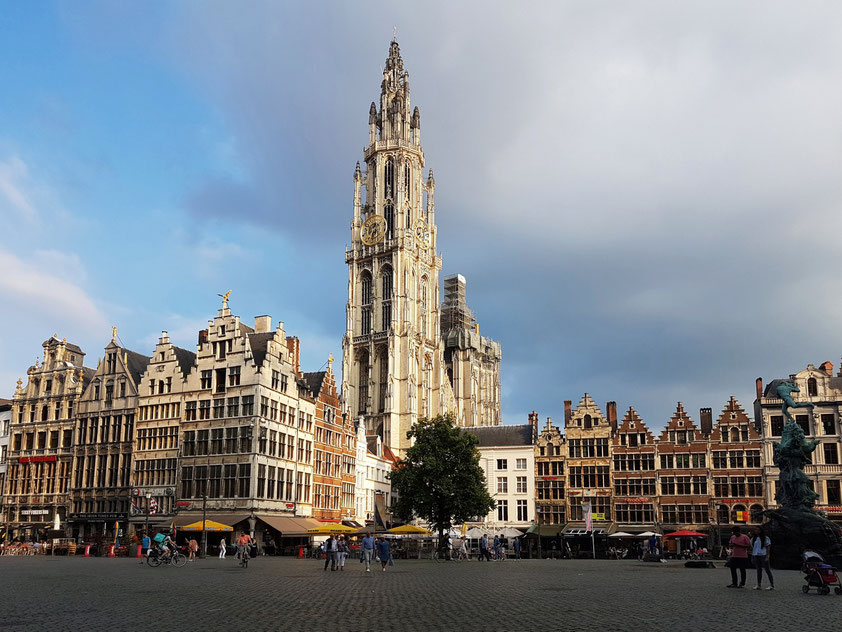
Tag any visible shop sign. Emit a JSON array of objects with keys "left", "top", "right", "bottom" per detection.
[
  {"left": 71, "top": 513, "right": 127, "bottom": 520},
  {"left": 624, "top": 498, "right": 651, "bottom": 504},
  {"left": 593, "top": 513, "right": 606, "bottom": 520},
  {"left": 21, "top": 509, "right": 50, "bottom": 515},
  {"left": 816, "top": 505, "right": 842, "bottom": 513},
  {"left": 720, "top": 499, "right": 762, "bottom": 504},
  {"left": 18, "top": 455, "right": 58, "bottom": 464}
]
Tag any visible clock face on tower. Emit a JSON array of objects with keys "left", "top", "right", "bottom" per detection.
[
  {"left": 361, "top": 215, "right": 387, "bottom": 246},
  {"left": 413, "top": 218, "right": 430, "bottom": 248}
]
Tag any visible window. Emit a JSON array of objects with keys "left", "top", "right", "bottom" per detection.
[
  {"left": 229, "top": 366, "right": 241, "bottom": 386},
  {"left": 497, "top": 477, "right": 508, "bottom": 493},
  {"left": 272, "top": 370, "right": 280, "bottom": 389},
  {"left": 729, "top": 451, "right": 744, "bottom": 468},
  {"left": 712, "top": 451, "right": 727, "bottom": 469},
  {"left": 199, "top": 400, "right": 211, "bottom": 420},
  {"left": 515, "top": 458, "right": 527, "bottom": 470},
  {"left": 242, "top": 395, "right": 254, "bottom": 416},
  {"left": 201, "top": 370, "right": 212, "bottom": 389},
  {"left": 361, "top": 274, "right": 372, "bottom": 305},
  {"left": 280, "top": 374, "right": 288, "bottom": 392},
  {"left": 516, "top": 499, "right": 528, "bottom": 522},
  {"left": 496, "top": 459, "right": 508, "bottom": 470},
  {"left": 827, "top": 480, "right": 841, "bottom": 505},
  {"left": 824, "top": 443, "right": 839, "bottom": 465},
  {"left": 569, "top": 466, "right": 610, "bottom": 488},
  {"left": 746, "top": 476, "right": 763, "bottom": 496},
  {"left": 615, "top": 503, "right": 655, "bottom": 524},
  {"left": 361, "top": 307, "right": 371, "bottom": 334},
  {"left": 808, "top": 377, "right": 818, "bottom": 396},
  {"left": 227, "top": 397, "right": 240, "bottom": 417},
  {"left": 215, "top": 368, "right": 226, "bottom": 393},
  {"left": 730, "top": 477, "right": 745, "bottom": 497},
  {"left": 770, "top": 415, "right": 784, "bottom": 437},
  {"left": 497, "top": 500, "right": 508, "bottom": 521},
  {"left": 822, "top": 414, "right": 836, "bottom": 435},
  {"left": 516, "top": 476, "right": 528, "bottom": 493},
  {"left": 661, "top": 477, "right": 675, "bottom": 495},
  {"left": 796, "top": 414, "right": 811, "bottom": 435}
]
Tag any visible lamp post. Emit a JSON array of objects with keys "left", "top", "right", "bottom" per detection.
[{"left": 201, "top": 493, "right": 208, "bottom": 559}]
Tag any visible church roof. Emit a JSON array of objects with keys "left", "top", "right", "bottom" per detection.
[{"left": 463, "top": 425, "right": 534, "bottom": 447}]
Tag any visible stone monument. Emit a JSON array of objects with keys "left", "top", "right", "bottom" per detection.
[{"left": 764, "top": 381, "right": 842, "bottom": 568}]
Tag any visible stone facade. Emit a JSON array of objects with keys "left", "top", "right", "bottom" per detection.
[
  {"left": 4, "top": 336, "right": 93, "bottom": 539},
  {"left": 535, "top": 413, "right": 566, "bottom": 525},
  {"left": 70, "top": 334, "right": 150, "bottom": 539},
  {"left": 0, "top": 399, "right": 11, "bottom": 530},
  {"left": 342, "top": 40, "right": 501, "bottom": 456},
  {"left": 755, "top": 362, "right": 842, "bottom": 523},
  {"left": 353, "top": 422, "right": 395, "bottom": 526}
]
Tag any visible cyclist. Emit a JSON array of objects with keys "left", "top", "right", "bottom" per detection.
[
  {"left": 162, "top": 533, "right": 177, "bottom": 561},
  {"left": 236, "top": 532, "right": 252, "bottom": 563}
]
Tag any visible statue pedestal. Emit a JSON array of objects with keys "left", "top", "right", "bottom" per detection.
[{"left": 765, "top": 506, "right": 842, "bottom": 569}]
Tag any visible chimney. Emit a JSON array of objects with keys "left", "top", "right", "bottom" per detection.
[
  {"left": 700, "top": 407, "right": 713, "bottom": 435},
  {"left": 528, "top": 410, "right": 539, "bottom": 441},
  {"left": 286, "top": 336, "right": 301, "bottom": 375},
  {"left": 606, "top": 401, "right": 618, "bottom": 431},
  {"left": 755, "top": 377, "right": 763, "bottom": 400},
  {"left": 820, "top": 361, "right": 834, "bottom": 376},
  {"left": 198, "top": 329, "right": 208, "bottom": 346},
  {"left": 254, "top": 315, "right": 272, "bottom": 333},
  {"left": 564, "top": 400, "right": 572, "bottom": 425}
]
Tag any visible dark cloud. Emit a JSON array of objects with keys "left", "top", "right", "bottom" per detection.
[{"left": 68, "top": 1, "right": 842, "bottom": 428}]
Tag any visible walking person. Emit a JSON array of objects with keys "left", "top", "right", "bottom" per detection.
[
  {"left": 140, "top": 533, "right": 151, "bottom": 563},
  {"left": 726, "top": 526, "right": 751, "bottom": 588},
  {"left": 337, "top": 535, "right": 348, "bottom": 571},
  {"left": 188, "top": 538, "right": 198, "bottom": 561},
  {"left": 493, "top": 535, "right": 501, "bottom": 560},
  {"left": 361, "top": 531, "right": 376, "bottom": 572},
  {"left": 218, "top": 537, "right": 227, "bottom": 559},
  {"left": 376, "top": 537, "right": 391, "bottom": 571},
  {"left": 479, "top": 534, "right": 490, "bottom": 561},
  {"left": 323, "top": 535, "right": 337, "bottom": 571},
  {"left": 751, "top": 526, "right": 774, "bottom": 590},
  {"left": 513, "top": 537, "right": 520, "bottom": 560}
]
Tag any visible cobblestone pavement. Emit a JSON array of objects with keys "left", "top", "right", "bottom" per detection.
[{"left": 1, "top": 555, "right": 839, "bottom": 632}]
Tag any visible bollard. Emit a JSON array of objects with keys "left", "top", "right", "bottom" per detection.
[
  {"left": 84, "top": 544, "right": 91, "bottom": 557},
  {"left": 136, "top": 544, "right": 142, "bottom": 558},
  {"left": 108, "top": 545, "right": 115, "bottom": 558},
  {"left": 298, "top": 545, "right": 304, "bottom": 558}
]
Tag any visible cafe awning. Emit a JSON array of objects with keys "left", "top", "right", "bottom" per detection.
[
  {"left": 307, "top": 523, "right": 358, "bottom": 535},
  {"left": 525, "top": 524, "right": 563, "bottom": 537},
  {"left": 174, "top": 514, "right": 249, "bottom": 528},
  {"left": 257, "top": 515, "right": 322, "bottom": 536},
  {"left": 387, "top": 524, "right": 432, "bottom": 535}
]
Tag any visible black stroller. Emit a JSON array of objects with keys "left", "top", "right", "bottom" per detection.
[{"left": 801, "top": 550, "right": 842, "bottom": 595}]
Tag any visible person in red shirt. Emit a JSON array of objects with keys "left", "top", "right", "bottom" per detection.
[{"left": 727, "top": 526, "right": 751, "bottom": 588}]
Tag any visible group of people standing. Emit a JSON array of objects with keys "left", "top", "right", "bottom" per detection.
[
  {"left": 478, "top": 534, "right": 516, "bottom": 560},
  {"left": 726, "top": 525, "right": 774, "bottom": 590},
  {"left": 321, "top": 534, "right": 351, "bottom": 571}
]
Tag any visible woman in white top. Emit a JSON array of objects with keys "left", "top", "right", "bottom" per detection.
[
  {"left": 751, "top": 526, "right": 774, "bottom": 589},
  {"left": 219, "top": 538, "right": 227, "bottom": 559}
]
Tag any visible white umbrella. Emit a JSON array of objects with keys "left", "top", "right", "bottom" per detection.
[
  {"left": 496, "top": 527, "right": 523, "bottom": 538},
  {"left": 608, "top": 531, "right": 634, "bottom": 538},
  {"left": 464, "top": 527, "right": 485, "bottom": 539},
  {"left": 637, "top": 532, "right": 661, "bottom": 537},
  {"left": 53, "top": 512, "right": 61, "bottom": 530}
]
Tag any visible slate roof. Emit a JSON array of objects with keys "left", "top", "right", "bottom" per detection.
[
  {"left": 0, "top": 398, "right": 12, "bottom": 411},
  {"left": 173, "top": 346, "right": 196, "bottom": 377},
  {"left": 120, "top": 348, "right": 152, "bottom": 385},
  {"left": 301, "top": 371, "right": 326, "bottom": 398},
  {"left": 80, "top": 367, "right": 96, "bottom": 388},
  {"left": 42, "top": 337, "right": 84, "bottom": 356},
  {"left": 248, "top": 332, "right": 274, "bottom": 368},
  {"left": 463, "top": 424, "right": 534, "bottom": 447}
]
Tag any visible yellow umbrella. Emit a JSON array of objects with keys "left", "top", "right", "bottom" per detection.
[
  {"left": 306, "top": 523, "right": 357, "bottom": 535},
  {"left": 387, "top": 524, "right": 433, "bottom": 535},
  {"left": 180, "top": 519, "right": 233, "bottom": 532}
]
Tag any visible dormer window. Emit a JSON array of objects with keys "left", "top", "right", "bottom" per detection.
[{"left": 808, "top": 377, "right": 818, "bottom": 397}]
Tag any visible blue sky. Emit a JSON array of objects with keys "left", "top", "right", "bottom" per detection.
[{"left": 2, "top": 1, "right": 842, "bottom": 430}]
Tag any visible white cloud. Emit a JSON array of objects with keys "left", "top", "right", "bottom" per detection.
[{"left": 0, "top": 157, "right": 36, "bottom": 219}]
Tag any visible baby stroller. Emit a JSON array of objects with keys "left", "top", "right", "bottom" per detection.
[{"left": 801, "top": 550, "right": 842, "bottom": 595}]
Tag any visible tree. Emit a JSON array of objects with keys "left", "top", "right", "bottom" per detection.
[{"left": 389, "top": 414, "right": 495, "bottom": 554}]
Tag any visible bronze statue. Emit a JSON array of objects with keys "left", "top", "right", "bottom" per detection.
[{"left": 776, "top": 380, "right": 815, "bottom": 423}]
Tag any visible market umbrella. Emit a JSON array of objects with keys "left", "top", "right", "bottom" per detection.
[
  {"left": 387, "top": 524, "right": 433, "bottom": 535},
  {"left": 496, "top": 527, "right": 523, "bottom": 538},
  {"left": 637, "top": 532, "right": 661, "bottom": 538},
  {"left": 464, "top": 527, "right": 485, "bottom": 539},
  {"left": 664, "top": 530, "right": 708, "bottom": 538},
  {"left": 180, "top": 519, "right": 234, "bottom": 532},
  {"left": 306, "top": 523, "right": 358, "bottom": 535},
  {"left": 608, "top": 532, "right": 635, "bottom": 538}
]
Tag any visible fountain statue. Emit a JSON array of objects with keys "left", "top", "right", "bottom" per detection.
[{"left": 764, "top": 381, "right": 842, "bottom": 568}]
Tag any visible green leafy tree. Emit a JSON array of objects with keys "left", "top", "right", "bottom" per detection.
[{"left": 389, "top": 414, "right": 495, "bottom": 553}]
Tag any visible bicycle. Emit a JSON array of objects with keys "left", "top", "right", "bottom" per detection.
[
  {"left": 239, "top": 546, "right": 249, "bottom": 569},
  {"left": 147, "top": 547, "right": 187, "bottom": 568}
]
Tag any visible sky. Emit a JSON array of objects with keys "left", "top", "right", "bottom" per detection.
[{"left": 2, "top": 1, "right": 842, "bottom": 431}]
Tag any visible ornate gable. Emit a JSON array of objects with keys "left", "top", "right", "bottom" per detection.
[
  {"left": 613, "top": 406, "right": 655, "bottom": 446},
  {"left": 709, "top": 396, "right": 760, "bottom": 443},
  {"left": 656, "top": 402, "right": 698, "bottom": 442}
]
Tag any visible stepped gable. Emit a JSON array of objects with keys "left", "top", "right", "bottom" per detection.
[
  {"left": 537, "top": 417, "right": 564, "bottom": 444},
  {"left": 709, "top": 396, "right": 760, "bottom": 443},
  {"left": 613, "top": 406, "right": 655, "bottom": 446},
  {"left": 655, "top": 402, "right": 699, "bottom": 442},
  {"left": 568, "top": 393, "right": 606, "bottom": 425}
]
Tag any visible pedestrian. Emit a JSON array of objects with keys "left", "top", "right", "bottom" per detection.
[
  {"left": 726, "top": 526, "right": 751, "bottom": 588},
  {"left": 648, "top": 535, "right": 656, "bottom": 554},
  {"left": 493, "top": 535, "right": 500, "bottom": 559},
  {"left": 479, "top": 534, "right": 490, "bottom": 561},
  {"left": 751, "top": 526, "right": 774, "bottom": 590},
  {"left": 376, "top": 537, "right": 391, "bottom": 571},
  {"left": 219, "top": 537, "right": 227, "bottom": 559},
  {"left": 141, "top": 533, "right": 151, "bottom": 560},
  {"left": 188, "top": 538, "right": 198, "bottom": 561},
  {"left": 361, "top": 531, "right": 376, "bottom": 572},
  {"left": 513, "top": 537, "right": 520, "bottom": 559},
  {"left": 337, "top": 535, "right": 348, "bottom": 571},
  {"left": 324, "top": 535, "right": 337, "bottom": 571}
]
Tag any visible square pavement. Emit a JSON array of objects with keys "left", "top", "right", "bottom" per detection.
[{"left": 0, "top": 556, "right": 837, "bottom": 631}]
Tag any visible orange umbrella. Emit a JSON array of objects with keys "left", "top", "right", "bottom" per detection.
[{"left": 664, "top": 530, "right": 707, "bottom": 538}]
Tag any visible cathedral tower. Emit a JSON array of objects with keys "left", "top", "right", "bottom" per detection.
[{"left": 342, "top": 40, "right": 455, "bottom": 454}]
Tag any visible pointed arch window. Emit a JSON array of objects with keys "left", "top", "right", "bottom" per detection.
[
  {"left": 420, "top": 279, "right": 428, "bottom": 338},
  {"left": 384, "top": 204, "right": 395, "bottom": 239},
  {"left": 404, "top": 164, "right": 411, "bottom": 201},
  {"left": 384, "top": 159, "right": 394, "bottom": 199},
  {"left": 381, "top": 267, "right": 392, "bottom": 331},
  {"left": 358, "top": 356, "right": 369, "bottom": 414},
  {"left": 379, "top": 352, "right": 388, "bottom": 413},
  {"left": 361, "top": 273, "right": 372, "bottom": 305}
]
